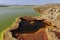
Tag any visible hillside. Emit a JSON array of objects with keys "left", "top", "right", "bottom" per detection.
[{"left": 34, "top": 4, "right": 60, "bottom": 13}]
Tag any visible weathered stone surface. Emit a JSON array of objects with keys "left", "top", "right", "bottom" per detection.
[
  {"left": 34, "top": 4, "right": 60, "bottom": 28},
  {"left": 3, "top": 16, "right": 51, "bottom": 40}
]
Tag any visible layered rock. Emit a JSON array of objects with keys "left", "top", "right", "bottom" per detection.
[{"left": 34, "top": 4, "right": 60, "bottom": 28}]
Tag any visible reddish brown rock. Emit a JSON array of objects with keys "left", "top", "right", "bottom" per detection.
[{"left": 15, "top": 29, "right": 48, "bottom": 40}]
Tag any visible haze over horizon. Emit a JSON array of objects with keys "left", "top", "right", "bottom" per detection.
[{"left": 0, "top": 0, "right": 60, "bottom": 5}]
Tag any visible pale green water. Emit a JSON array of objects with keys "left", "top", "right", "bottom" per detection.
[{"left": 0, "top": 6, "right": 40, "bottom": 40}]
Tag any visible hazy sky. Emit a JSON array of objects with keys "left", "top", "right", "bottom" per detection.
[{"left": 0, "top": 0, "right": 60, "bottom": 5}]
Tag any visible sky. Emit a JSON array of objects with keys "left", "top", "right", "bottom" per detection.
[{"left": 0, "top": 0, "right": 60, "bottom": 5}]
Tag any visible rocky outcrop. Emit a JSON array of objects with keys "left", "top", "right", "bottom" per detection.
[
  {"left": 34, "top": 4, "right": 60, "bottom": 28},
  {"left": 34, "top": 4, "right": 60, "bottom": 13},
  {"left": 3, "top": 16, "right": 51, "bottom": 40}
]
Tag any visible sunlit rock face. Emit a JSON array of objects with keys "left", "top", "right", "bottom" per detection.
[
  {"left": 34, "top": 4, "right": 60, "bottom": 28},
  {"left": 46, "top": 28, "right": 60, "bottom": 40}
]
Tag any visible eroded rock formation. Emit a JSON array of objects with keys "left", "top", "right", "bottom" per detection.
[
  {"left": 3, "top": 4, "right": 60, "bottom": 40},
  {"left": 34, "top": 4, "right": 60, "bottom": 28},
  {"left": 3, "top": 16, "right": 52, "bottom": 40}
]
